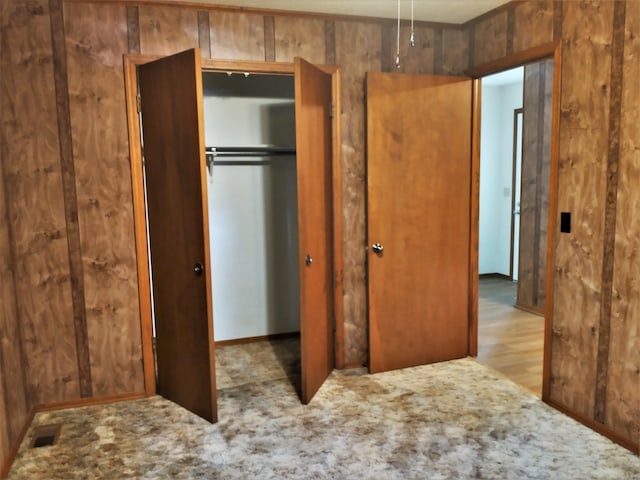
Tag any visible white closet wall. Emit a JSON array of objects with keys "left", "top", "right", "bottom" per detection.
[{"left": 203, "top": 75, "right": 299, "bottom": 341}]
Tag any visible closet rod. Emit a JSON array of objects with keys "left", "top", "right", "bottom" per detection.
[{"left": 206, "top": 146, "right": 296, "bottom": 157}]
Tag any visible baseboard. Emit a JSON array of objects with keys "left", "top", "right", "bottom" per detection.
[
  {"left": 479, "top": 273, "right": 512, "bottom": 280},
  {"left": 215, "top": 331, "right": 300, "bottom": 347},
  {"left": 543, "top": 397, "right": 639, "bottom": 454},
  {"left": 1, "top": 407, "right": 35, "bottom": 479},
  {"left": 34, "top": 391, "right": 147, "bottom": 413},
  {"left": 514, "top": 302, "right": 544, "bottom": 316},
  {"left": 340, "top": 362, "right": 367, "bottom": 370}
]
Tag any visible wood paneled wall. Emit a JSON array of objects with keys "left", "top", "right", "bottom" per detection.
[
  {"left": 1, "top": 0, "right": 638, "bottom": 467},
  {"left": 471, "top": 0, "right": 639, "bottom": 451},
  {"left": 0, "top": 0, "right": 470, "bottom": 465},
  {"left": 517, "top": 59, "right": 553, "bottom": 313}
]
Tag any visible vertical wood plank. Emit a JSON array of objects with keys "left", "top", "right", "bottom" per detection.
[
  {"left": 197, "top": 10, "right": 211, "bottom": 58},
  {"left": 126, "top": 5, "right": 140, "bottom": 54},
  {"left": 274, "top": 16, "right": 325, "bottom": 64},
  {"left": 471, "top": 11, "right": 507, "bottom": 67},
  {"left": 335, "top": 20, "right": 381, "bottom": 366},
  {"left": 64, "top": 1, "right": 144, "bottom": 396},
  {"left": 325, "top": 20, "right": 335, "bottom": 65},
  {"left": 138, "top": 4, "right": 198, "bottom": 56},
  {"left": 380, "top": 22, "right": 393, "bottom": 72},
  {"left": 50, "top": 0, "right": 93, "bottom": 398},
  {"left": 264, "top": 15, "right": 275, "bottom": 62},
  {"left": 209, "top": 10, "right": 265, "bottom": 61},
  {"left": 1, "top": 0, "right": 79, "bottom": 405},
  {"left": 607, "top": 0, "right": 640, "bottom": 442},
  {"left": 553, "top": 0, "right": 563, "bottom": 41},
  {"left": 434, "top": 28, "right": 443, "bottom": 74},
  {"left": 441, "top": 28, "right": 469, "bottom": 75},
  {"left": 549, "top": 0, "right": 615, "bottom": 419},
  {"left": 0, "top": 3, "right": 30, "bottom": 439},
  {"left": 594, "top": 0, "right": 626, "bottom": 424},
  {"left": 506, "top": 8, "right": 515, "bottom": 55},
  {"left": 513, "top": 0, "right": 554, "bottom": 53}
]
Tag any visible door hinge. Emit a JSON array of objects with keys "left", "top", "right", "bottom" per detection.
[
  {"left": 329, "top": 102, "right": 334, "bottom": 119},
  {"left": 136, "top": 94, "right": 142, "bottom": 113}
]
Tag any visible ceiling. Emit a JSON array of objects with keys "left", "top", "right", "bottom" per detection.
[{"left": 166, "top": 0, "right": 508, "bottom": 24}]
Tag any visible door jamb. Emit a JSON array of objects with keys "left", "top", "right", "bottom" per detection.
[
  {"left": 124, "top": 54, "right": 344, "bottom": 396},
  {"left": 466, "top": 41, "right": 562, "bottom": 402}
]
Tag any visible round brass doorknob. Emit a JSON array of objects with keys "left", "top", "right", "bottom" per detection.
[{"left": 372, "top": 243, "right": 384, "bottom": 255}]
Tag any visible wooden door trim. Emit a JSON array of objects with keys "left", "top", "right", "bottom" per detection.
[
  {"left": 468, "top": 78, "right": 481, "bottom": 357},
  {"left": 510, "top": 108, "right": 524, "bottom": 281},
  {"left": 468, "top": 41, "right": 562, "bottom": 403},
  {"left": 124, "top": 54, "right": 344, "bottom": 397}
]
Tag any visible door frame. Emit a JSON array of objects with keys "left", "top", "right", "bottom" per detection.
[
  {"left": 123, "top": 54, "right": 344, "bottom": 397},
  {"left": 466, "top": 41, "right": 562, "bottom": 401},
  {"left": 510, "top": 107, "right": 524, "bottom": 281}
]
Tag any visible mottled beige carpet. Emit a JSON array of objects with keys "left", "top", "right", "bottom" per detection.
[{"left": 9, "top": 357, "right": 640, "bottom": 479}]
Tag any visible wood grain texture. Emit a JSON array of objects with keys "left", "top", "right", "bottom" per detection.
[
  {"left": 513, "top": 0, "right": 554, "bottom": 53},
  {"left": 335, "top": 20, "right": 381, "bottom": 366},
  {"left": 126, "top": 5, "right": 140, "bottom": 54},
  {"left": 0, "top": 17, "right": 29, "bottom": 447},
  {"left": 264, "top": 15, "right": 275, "bottom": 62},
  {"left": 209, "top": 10, "right": 265, "bottom": 61},
  {"left": 549, "top": 0, "right": 615, "bottom": 419},
  {"left": 325, "top": 20, "right": 335, "bottom": 65},
  {"left": 517, "top": 60, "right": 552, "bottom": 314},
  {"left": 139, "top": 4, "right": 199, "bottom": 55},
  {"left": 606, "top": 0, "right": 639, "bottom": 441},
  {"left": 63, "top": 1, "right": 144, "bottom": 396},
  {"left": 1, "top": 0, "right": 79, "bottom": 405},
  {"left": 594, "top": 0, "right": 626, "bottom": 424},
  {"left": 441, "top": 27, "right": 469, "bottom": 75},
  {"left": 197, "top": 10, "right": 210, "bottom": 58},
  {"left": 274, "top": 16, "right": 325, "bottom": 64},
  {"left": 471, "top": 11, "right": 507, "bottom": 67},
  {"left": 387, "top": 24, "right": 436, "bottom": 74},
  {"left": 51, "top": 0, "right": 93, "bottom": 398}
]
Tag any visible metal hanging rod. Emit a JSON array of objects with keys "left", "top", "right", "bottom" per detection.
[{"left": 205, "top": 146, "right": 296, "bottom": 158}]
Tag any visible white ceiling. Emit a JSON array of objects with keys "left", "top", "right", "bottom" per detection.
[
  {"left": 483, "top": 66, "right": 524, "bottom": 86},
  {"left": 166, "top": 0, "right": 508, "bottom": 24}
]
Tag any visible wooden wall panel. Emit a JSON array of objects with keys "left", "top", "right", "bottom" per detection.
[
  {"left": 209, "top": 10, "right": 265, "bottom": 61},
  {"left": 1, "top": 0, "right": 79, "bottom": 405},
  {"left": 607, "top": 0, "right": 640, "bottom": 443},
  {"left": 517, "top": 59, "right": 552, "bottom": 312},
  {"left": 387, "top": 24, "right": 436, "bottom": 74},
  {"left": 441, "top": 28, "right": 469, "bottom": 75},
  {"left": 0, "top": 0, "right": 29, "bottom": 446},
  {"left": 139, "top": 4, "right": 199, "bottom": 56},
  {"left": 274, "top": 16, "right": 325, "bottom": 64},
  {"left": 513, "top": 0, "right": 554, "bottom": 53},
  {"left": 549, "top": 0, "right": 614, "bottom": 419},
  {"left": 471, "top": 11, "right": 507, "bottom": 66},
  {"left": 63, "top": 2, "right": 144, "bottom": 396},
  {"left": 335, "top": 21, "right": 381, "bottom": 366}
]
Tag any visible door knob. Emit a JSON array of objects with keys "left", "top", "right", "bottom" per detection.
[
  {"left": 194, "top": 262, "right": 204, "bottom": 275},
  {"left": 372, "top": 243, "right": 384, "bottom": 255},
  {"left": 305, "top": 254, "right": 313, "bottom": 266}
]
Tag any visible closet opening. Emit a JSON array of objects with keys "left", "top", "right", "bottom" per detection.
[{"left": 202, "top": 71, "right": 302, "bottom": 395}]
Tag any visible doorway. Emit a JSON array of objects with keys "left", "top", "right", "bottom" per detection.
[
  {"left": 476, "top": 58, "right": 555, "bottom": 397},
  {"left": 125, "top": 51, "right": 340, "bottom": 422},
  {"left": 202, "top": 71, "right": 301, "bottom": 394}
]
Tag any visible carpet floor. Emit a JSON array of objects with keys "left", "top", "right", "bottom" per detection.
[{"left": 8, "top": 358, "right": 640, "bottom": 479}]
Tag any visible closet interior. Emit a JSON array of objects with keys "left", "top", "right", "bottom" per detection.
[{"left": 202, "top": 72, "right": 301, "bottom": 390}]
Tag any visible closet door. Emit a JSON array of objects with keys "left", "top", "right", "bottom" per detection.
[
  {"left": 295, "top": 57, "right": 334, "bottom": 404},
  {"left": 367, "top": 72, "right": 472, "bottom": 374},
  {"left": 138, "top": 49, "right": 217, "bottom": 422}
]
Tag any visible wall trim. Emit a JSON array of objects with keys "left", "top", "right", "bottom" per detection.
[{"left": 545, "top": 398, "right": 639, "bottom": 454}]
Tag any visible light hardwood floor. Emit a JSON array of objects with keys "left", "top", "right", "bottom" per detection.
[{"left": 477, "top": 277, "right": 545, "bottom": 397}]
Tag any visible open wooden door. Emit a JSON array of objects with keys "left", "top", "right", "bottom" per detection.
[
  {"left": 138, "top": 49, "right": 217, "bottom": 422},
  {"left": 367, "top": 72, "right": 472, "bottom": 374},
  {"left": 294, "top": 57, "right": 334, "bottom": 403}
]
